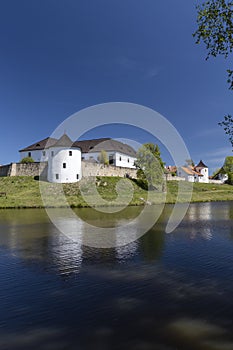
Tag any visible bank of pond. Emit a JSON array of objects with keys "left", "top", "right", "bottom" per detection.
[{"left": 0, "top": 176, "right": 232, "bottom": 208}]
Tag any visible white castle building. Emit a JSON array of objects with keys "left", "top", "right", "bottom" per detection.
[{"left": 19, "top": 134, "right": 137, "bottom": 183}]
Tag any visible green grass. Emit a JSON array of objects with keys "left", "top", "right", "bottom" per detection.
[{"left": 0, "top": 176, "right": 232, "bottom": 209}]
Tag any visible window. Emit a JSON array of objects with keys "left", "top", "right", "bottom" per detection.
[
  {"left": 76, "top": 174, "right": 79, "bottom": 180},
  {"left": 42, "top": 151, "right": 46, "bottom": 157},
  {"left": 119, "top": 156, "right": 122, "bottom": 161},
  {"left": 51, "top": 151, "right": 54, "bottom": 157},
  {"left": 69, "top": 151, "right": 72, "bottom": 156},
  {"left": 55, "top": 174, "right": 59, "bottom": 180},
  {"left": 28, "top": 152, "right": 31, "bottom": 157},
  {"left": 128, "top": 158, "right": 129, "bottom": 162},
  {"left": 63, "top": 163, "right": 66, "bottom": 168}
]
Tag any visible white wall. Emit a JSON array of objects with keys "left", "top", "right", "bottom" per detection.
[
  {"left": 82, "top": 151, "right": 136, "bottom": 169},
  {"left": 114, "top": 152, "right": 136, "bottom": 168},
  {"left": 47, "top": 147, "right": 82, "bottom": 183},
  {"left": 178, "top": 168, "right": 195, "bottom": 182},
  {"left": 200, "top": 167, "right": 209, "bottom": 183},
  {"left": 20, "top": 150, "right": 49, "bottom": 162}
]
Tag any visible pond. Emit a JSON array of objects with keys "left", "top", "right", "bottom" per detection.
[{"left": 0, "top": 202, "right": 233, "bottom": 350}]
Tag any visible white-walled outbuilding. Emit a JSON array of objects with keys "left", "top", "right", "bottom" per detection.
[{"left": 177, "top": 160, "right": 209, "bottom": 183}]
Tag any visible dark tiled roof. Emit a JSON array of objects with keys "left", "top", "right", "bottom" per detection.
[
  {"left": 19, "top": 136, "right": 136, "bottom": 157},
  {"left": 19, "top": 137, "right": 57, "bottom": 152},
  {"left": 73, "top": 138, "right": 110, "bottom": 152},
  {"left": 76, "top": 139, "right": 137, "bottom": 157},
  {"left": 196, "top": 160, "right": 208, "bottom": 168}
]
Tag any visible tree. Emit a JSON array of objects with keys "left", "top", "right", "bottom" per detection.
[
  {"left": 135, "top": 143, "right": 165, "bottom": 190},
  {"left": 193, "top": 0, "right": 233, "bottom": 147},
  {"left": 20, "top": 156, "right": 34, "bottom": 163},
  {"left": 97, "top": 150, "right": 109, "bottom": 165},
  {"left": 185, "top": 159, "right": 195, "bottom": 167},
  {"left": 219, "top": 115, "right": 233, "bottom": 148},
  {"left": 223, "top": 155, "right": 233, "bottom": 184},
  {"left": 193, "top": 0, "right": 233, "bottom": 89}
]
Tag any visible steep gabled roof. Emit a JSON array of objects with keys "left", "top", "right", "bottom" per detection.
[
  {"left": 211, "top": 167, "right": 227, "bottom": 179},
  {"left": 49, "top": 134, "right": 73, "bottom": 148},
  {"left": 196, "top": 160, "right": 208, "bottom": 168},
  {"left": 19, "top": 137, "right": 57, "bottom": 152}
]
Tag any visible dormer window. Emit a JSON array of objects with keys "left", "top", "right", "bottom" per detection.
[{"left": 36, "top": 143, "right": 40, "bottom": 147}]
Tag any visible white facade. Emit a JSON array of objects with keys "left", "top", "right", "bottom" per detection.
[
  {"left": 20, "top": 149, "right": 49, "bottom": 162},
  {"left": 82, "top": 151, "right": 136, "bottom": 169},
  {"left": 177, "top": 166, "right": 209, "bottom": 183},
  {"left": 195, "top": 166, "right": 209, "bottom": 183},
  {"left": 177, "top": 168, "right": 195, "bottom": 182},
  {"left": 47, "top": 147, "right": 82, "bottom": 183}
]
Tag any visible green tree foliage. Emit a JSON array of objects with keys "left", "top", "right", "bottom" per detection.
[
  {"left": 135, "top": 143, "right": 165, "bottom": 190},
  {"left": 193, "top": 0, "right": 233, "bottom": 147},
  {"left": 20, "top": 156, "right": 34, "bottom": 163},
  {"left": 185, "top": 159, "right": 195, "bottom": 167},
  {"left": 193, "top": 0, "right": 233, "bottom": 89},
  {"left": 97, "top": 150, "right": 109, "bottom": 165},
  {"left": 223, "top": 156, "right": 233, "bottom": 184},
  {"left": 219, "top": 114, "right": 233, "bottom": 148}
]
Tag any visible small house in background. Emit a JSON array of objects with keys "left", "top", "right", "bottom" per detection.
[
  {"left": 211, "top": 168, "right": 228, "bottom": 183},
  {"left": 177, "top": 160, "right": 209, "bottom": 183}
]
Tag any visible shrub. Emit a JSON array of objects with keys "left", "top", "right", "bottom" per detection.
[{"left": 20, "top": 157, "right": 34, "bottom": 163}]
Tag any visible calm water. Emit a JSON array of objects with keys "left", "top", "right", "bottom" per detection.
[{"left": 0, "top": 202, "right": 233, "bottom": 350}]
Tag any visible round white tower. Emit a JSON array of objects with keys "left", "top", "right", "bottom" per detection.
[
  {"left": 195, "top": 160, "right": 209, "bottom": 183},
  {"left": 47, "top": 134, "right": 82, "bottom": 183}
]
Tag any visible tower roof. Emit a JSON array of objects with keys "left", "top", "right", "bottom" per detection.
[
  {"left": 196, "top": 160, "right": 208, "bottom": 168},
  {"left": 51, "top": 134, "right": 73, "bottom": 148}
]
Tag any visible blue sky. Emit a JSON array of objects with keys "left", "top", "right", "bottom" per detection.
[{"left": 0, "top": 0, "right": 232, "bottom": 173}]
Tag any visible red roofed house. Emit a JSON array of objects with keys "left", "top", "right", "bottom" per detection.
[{"left": 177, "top": 160, "right": 209, "bottom": 183}]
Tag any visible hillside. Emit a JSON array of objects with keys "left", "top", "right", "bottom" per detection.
[{"left": 0, "top": 176, "right": 232, "bottom": 209}]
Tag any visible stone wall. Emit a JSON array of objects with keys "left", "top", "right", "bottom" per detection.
[
  {"left": 0, "top": 161, "right": 136, "bottom": 179},
  {"left": 0, "top": 164, "right": 12, "bottom": 177},
  {"left": 0, "top": 162, "right": 48, "bottom": 179},
  {"left": 15, "top": 162, "right": 48, "bottom": 179},
  {"left": 81, "top": 161, "right": 137, "bottom": 178}
]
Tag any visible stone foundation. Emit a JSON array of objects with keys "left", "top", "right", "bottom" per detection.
[
  {"left": 0, "top": 161, "right": 136, "bottom": 179},
  {"left": 0, "top": 162, "right": 48, "bottom": 179},
  {"left": 81, "top": 161, "right": 137, "bottom": 178}
]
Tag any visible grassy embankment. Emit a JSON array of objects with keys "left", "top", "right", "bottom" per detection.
[{"left": 0, "top": 176, "right": 232, "bottom": 209}]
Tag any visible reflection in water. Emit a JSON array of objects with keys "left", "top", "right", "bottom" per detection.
[
  {"left": 188, "top": 202, "right": 212, "bottom": 221},
  {"left": 0, "top": 202, "right": 233, "bottom": 350}
]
